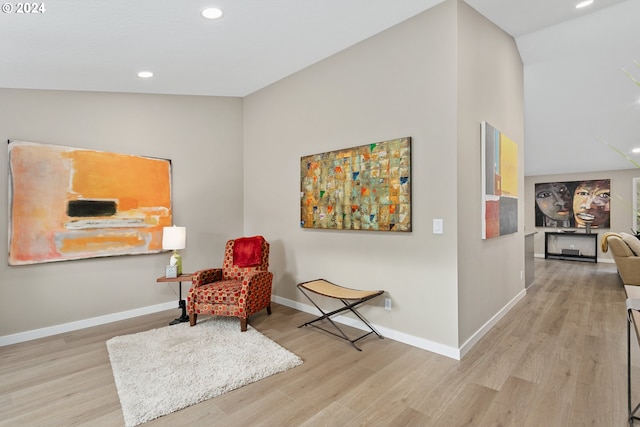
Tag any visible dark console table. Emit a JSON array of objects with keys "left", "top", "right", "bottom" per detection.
[{"left": 544, "top": 232, "right": 598, "bottom": 263}]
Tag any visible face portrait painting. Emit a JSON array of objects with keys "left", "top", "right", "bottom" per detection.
[
  {"left": 534, "top": 179, "right": 610, "bottom": 229},
  {"left": 572, "top": 179, "right": 610, "bottom": 228},
  {"left": 535, "top": 183, "right": 572, "bottom": 222}
]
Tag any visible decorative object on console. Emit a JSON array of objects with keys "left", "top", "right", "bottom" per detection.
[
  {"left": 584, "top": 220, "right": 593, "bottom": 234},
  {"left": 7, "top": 139, "right": 172, "bottom": 265},
  {"left": 162, "top": 225, "right": 186, "bottom": 276},
  {"left": 481, "top": 122, "right": 518, "bottom": 239},
  {"left": 300, "top": 137, "right": 411, "bottom": 231},
  {"left": 188, "top": 236, "right": 273, "bottom": 331}
]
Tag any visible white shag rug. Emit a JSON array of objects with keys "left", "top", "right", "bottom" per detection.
[{"left": 106, "top": 317, "right": 303, "bottom": 427}]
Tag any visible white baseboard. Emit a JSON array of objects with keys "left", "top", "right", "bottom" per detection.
[
  {"left": 275, "top": 289, "right": 526, "bottom": 361},
  {"left": 458, "top": 288, "right": 527, "bottom": 359},
  {"left": 273, "top": 295, "right": 462, "bottom": 360},
  {"left": 0, "top": 301, "right": 176, "bottom": 347},
  {"left": 3, "top": 293, "right": 527, "bottom": 358}
]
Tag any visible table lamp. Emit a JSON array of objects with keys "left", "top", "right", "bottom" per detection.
[{"left": 162, "top": 225, "right": 186, "bottom": 276}]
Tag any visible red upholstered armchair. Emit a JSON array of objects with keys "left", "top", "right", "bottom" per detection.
[{"left": 187, "top": 236, "right": 273, "bottom": 331}]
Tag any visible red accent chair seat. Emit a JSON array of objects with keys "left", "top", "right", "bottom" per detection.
[{"left": 187, "top": 236, "right": 273, "bottom": 331}]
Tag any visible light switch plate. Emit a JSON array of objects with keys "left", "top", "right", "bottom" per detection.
[{"left": 433, "top": 218, "right": 444, "bottom": 234}]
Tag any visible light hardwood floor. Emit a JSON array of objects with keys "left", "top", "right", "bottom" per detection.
[{"left": 1, "top": 259, "right": 637, "bottom": 426}]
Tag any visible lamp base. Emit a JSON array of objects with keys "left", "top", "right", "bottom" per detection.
[{"left": 170, "top": 251, "right": 182, "bottom": 276}]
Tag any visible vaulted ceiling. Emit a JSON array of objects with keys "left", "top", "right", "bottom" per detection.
[{"left": 1, "top": 0, "right": 638, "bottom": 176}]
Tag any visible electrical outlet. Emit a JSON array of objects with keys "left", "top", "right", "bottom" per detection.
[{"left": 384, "top": 298, "right": 392, "bottom": 311}]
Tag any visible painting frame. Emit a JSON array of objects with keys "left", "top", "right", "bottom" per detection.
[
  {"left": 300, "top": 137, "right": 411, "bottom": 232},
  {"left": 8, "top": 139, "right": 173, "bottom": 265}
]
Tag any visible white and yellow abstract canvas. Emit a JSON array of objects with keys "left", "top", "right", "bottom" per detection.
[{"left": 481, "top": 122, "right": 518, "bottom": 239}]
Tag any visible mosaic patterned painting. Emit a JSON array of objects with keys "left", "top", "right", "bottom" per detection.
[
  {"left": 8, "top": 140, "right": 172, "bottom": 265},
  {"left": 300, "top": 137, "right": 411, "bottom": 232}
]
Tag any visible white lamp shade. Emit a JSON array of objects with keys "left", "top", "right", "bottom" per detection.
[{"left": 162, "top": 226, "right": 186, "bottom": 250}]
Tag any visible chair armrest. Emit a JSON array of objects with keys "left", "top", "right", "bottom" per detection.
[
  {"left": 242, "top": 271, "right": 273, "bottom": 290},
  {"left": 192, "top": 268, "right": 223, "bottom": 287},
  {"left": 615, "top": 257, "right": 640, "bottom": 286},
  {"left": 242, "top": 271, "right": 274, "bottom": 314}
]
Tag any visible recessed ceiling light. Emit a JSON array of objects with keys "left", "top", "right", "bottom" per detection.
[
  {"left": 201, "top": 7, "right": 223, "bottom": 20},
  {"left": 576, "top": 0, "right": 594, "bottom": 9},
  {"left": 137, "top": 71, "right": 154, "bottom": 79}
]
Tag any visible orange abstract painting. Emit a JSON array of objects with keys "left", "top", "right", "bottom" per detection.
[{"left": 8, "top": 140, "right": 172, "bottom": 265}]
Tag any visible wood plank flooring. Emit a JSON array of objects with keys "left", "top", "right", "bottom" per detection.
[{"left": 1, "top": 259, "right": 637, "bottom": 426}]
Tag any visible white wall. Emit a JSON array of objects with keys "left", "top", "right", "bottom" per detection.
[
  {"left": 244, "top": 0, "right": 524, "bottom": 354},
  {"left": 456, "top": 1, "right": 525, "bottom": 346},
  {"left": 0, "top": 89, "right": 244, "bottom": 337}
]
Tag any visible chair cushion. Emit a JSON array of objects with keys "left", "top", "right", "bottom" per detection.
[
  {"left": 621, "top": 232, "right": 640, "bottom": 256},
  {"left": 233, "top": 236, "right": 264, "bottom": 267},
  {"left": 191, "top": 280, "right": 244, "bottom": 305}
]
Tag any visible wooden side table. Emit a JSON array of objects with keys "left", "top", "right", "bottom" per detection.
[{"left": 156, "top": 273, "right": 193, "bottom": 325}]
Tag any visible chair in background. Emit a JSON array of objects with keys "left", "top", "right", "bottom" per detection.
[{"left": 187, "top": 236, "right": 273, "bottom": 331}]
